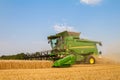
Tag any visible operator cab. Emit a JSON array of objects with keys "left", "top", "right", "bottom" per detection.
[
  {"left": 48, "top": 31, "right": 80, "bottom": 49},
  {"left": 48, "top": 35, "right": 63, "bottom": 49}
]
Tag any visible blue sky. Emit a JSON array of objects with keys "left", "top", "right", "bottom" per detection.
[{"left": 0, "top": 0, "right": 120, "bottom": 55}]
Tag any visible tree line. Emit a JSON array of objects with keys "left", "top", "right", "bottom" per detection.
[{"left": 0, "top": 53, "right": 28, "bottom": 60}]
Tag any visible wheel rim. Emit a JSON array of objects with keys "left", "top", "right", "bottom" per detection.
[{"left": 89, "top": 58, "right": 95, "bottom": 64}]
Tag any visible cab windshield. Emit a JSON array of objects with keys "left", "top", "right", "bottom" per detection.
[
  {"left": 51, "top": 38, "right": 58, "bottom": 48},
  {"left": 49, "top": 37, "right": 62, "bottom": 49}
]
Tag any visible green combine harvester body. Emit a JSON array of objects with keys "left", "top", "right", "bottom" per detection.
[{"left": 48, "top": 31, "right": 102, "bottom": 67}]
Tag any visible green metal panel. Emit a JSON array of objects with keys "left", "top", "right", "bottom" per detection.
[
  {"left": 53, "top": 54, "right": 75, "bottom": 67},
  {"left": 76, "top": 55, "right": 85, "bottom": 62},
  {"left": 64, "top": 36, "right": 99, "bottom": 55}
]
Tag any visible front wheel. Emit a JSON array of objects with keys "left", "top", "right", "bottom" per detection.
[{"left": 86, "top": 56, "right": 95, "bottom": 64}]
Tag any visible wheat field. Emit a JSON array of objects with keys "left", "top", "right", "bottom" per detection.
[
  {"left": 0, "top": 60, "right": 53, "bottom": 69},
  {"left": 0, "top": 61, "right": 120, "bottom": 80}
]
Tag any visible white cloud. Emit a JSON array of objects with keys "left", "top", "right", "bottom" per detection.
[
  {"left": 80, "top": 0, "right": 102, "bottom": 5},
  {"left": 53, "top": 24, "right": 75, "bottom": 32}
]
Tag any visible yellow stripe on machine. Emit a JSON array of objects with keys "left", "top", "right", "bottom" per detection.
[{"left": 70, "top": 46, "right": 95, "bottom": 49}]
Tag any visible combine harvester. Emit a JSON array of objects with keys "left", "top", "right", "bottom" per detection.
[
  {"left": 3, "top": 31, "right": 102, "bottom": 67},
  {"left": 47, "top": 31, "right": 102, "bottom": 67}
]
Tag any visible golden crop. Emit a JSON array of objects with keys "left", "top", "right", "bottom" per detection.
[
  {"left": 0, "top": 60, "right": 120, "bottom": 80},
  {"left": 0, "top": 60, "right": 53, "bottom": 69}
]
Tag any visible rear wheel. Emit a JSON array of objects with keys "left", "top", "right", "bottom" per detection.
[{"left": 86, "top": 56, "right": 95, "bottom": 64}]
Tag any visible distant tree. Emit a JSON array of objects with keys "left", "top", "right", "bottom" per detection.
[
  {"left": 0, "top": 53, "right": 27, "bottom": 60},
  {"left": 16, "top": 53, "right": 26, "bottom": 59}
]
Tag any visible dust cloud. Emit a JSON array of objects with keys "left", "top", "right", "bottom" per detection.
[{"left": 101, "top": 42, "right": 120, "bottom": 64}]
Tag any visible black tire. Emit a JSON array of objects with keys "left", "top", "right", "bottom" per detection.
[{"left": 85, "top": 55, "right": 95, "bottom": 64}]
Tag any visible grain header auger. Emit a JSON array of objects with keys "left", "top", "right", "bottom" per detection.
[{"left": 48, "top": 31, "right": 102, "bottom": 67}]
